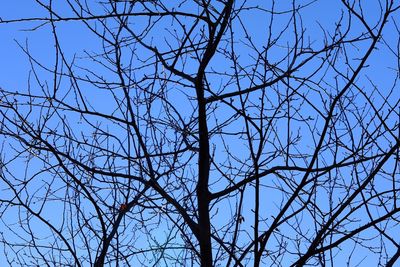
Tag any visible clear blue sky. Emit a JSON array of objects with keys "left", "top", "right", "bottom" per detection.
[{"left": 0, "top": 1, "right": 399, "bottom": 266}]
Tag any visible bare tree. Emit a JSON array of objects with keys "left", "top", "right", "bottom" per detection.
[{"left": 0, "top": 0, "right": 399, "bottom": 266}]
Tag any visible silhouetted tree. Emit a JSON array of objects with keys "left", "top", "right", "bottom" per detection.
[{"left": 0, "top": 0, "right": 399, "bottom": 266}]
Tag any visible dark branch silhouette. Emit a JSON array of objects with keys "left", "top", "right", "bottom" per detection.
[{"left": 0, "top": 0, "right": 399, "bottom": 266}]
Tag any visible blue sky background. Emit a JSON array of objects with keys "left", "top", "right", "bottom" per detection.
[{"left": 1, "top": 0, "right": 399, "bottom": 266}]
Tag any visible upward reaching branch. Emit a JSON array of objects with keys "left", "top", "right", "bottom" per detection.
[{"left": 0, "top": 0, "right": 399, "bottom": 266}]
